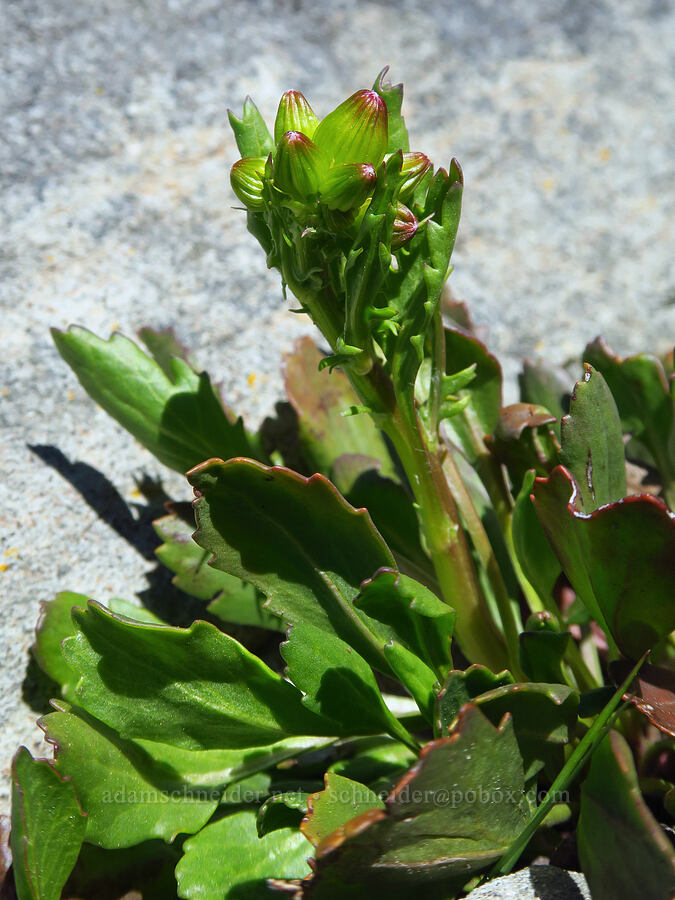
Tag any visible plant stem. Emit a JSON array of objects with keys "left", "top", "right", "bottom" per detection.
[
  {"left": 440, "top": 450, "right": 523, "bottom": 677},
  {"left": 384, "top": 396, "right": 508, "bottom": 672},
  {"left": 284, "top": 275, "right": 508, "bottom": 671}
]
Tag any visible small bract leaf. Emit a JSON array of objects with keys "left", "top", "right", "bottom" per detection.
[
  {"left": 373, "top": 67, "right": 409, "bottom": 153},
  {"left": 227, "top": 96, "right": 274, "bottom": 157},
  {"left": 444, "top": 327, "right": 502, "bottom": 455},
  {"left": 283, "top": 336, "right": 395, "bottom": 479},
  {"left": 10, "top": 747, "right": 86, "bottom": 900}
]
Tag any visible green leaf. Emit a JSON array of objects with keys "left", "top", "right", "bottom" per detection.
[
  {"left": 299, "top": 706, "right": 528, "bottom": 895},
  {"left": 284, "top": 336, "right": 396, "bottom": 480},
  {"left": 444, "top": 326, "right": 502, "bottom": 450},
  {"left": 484, "top": 403, "right": 559, "bottom": 486},
  {"left": 302, "top": 773, "right": 384, "bottom": 848},
  {"left": 355, "top": 568, "right": 454, "bottom": 677},
  {"left": 63, "top": 842, "right": 181, "bottom": 900},
  {"left": 187, "top": 458, "right": 399, "bottom": 672},
  {"left": 328, "top": 738, "right": 416, "bottom": 788},
  {"left": 33, "top": 591, "right": 84, "bottom": 698},
  {"left": 281, "top": 622, "right": 416, "bottom": 748},
  {"left": 257, "top": 792, "right": 309, "bottom": 838},
  {"left": 578, "top": 731, "right": 675, "bottom": 900},
  {"left": 518, "top": 360, "right": 571, "bottom": 434},
  {"left": 471, "top": 681, "right": 579, "bottom": 777},
  {"left": 137, "top": 325, "right": 193, "bottom": 376},
  {"left": 40, "top": 706, "right": 218, "bottom": 848},
  {"left": 533, "top": 466, "right": 675, "bottom": 657},
  {"left": 373, "top": 67, "right": 409, "bottom": 153},
  {"left": 608, "top": 659, "right": 675, "bottom": 738},
  {"left": 519, "top": 630, "right": 571, "bottom": 684},
  {"left": 10, "top": 747, "right": 86, "bottom": 900},
  {"left": 435, "top": 665, "right": 513, "bottom": 736},
  {"left": 154, "top": 513, "right": 282, "bottom": 630},
  {"left": 175, "top": 809, "right": 310, "bottom": 899},
  {"left": 63, "top": 601, "right": 333, "bottom": 750},
  {"left": 334, "top": 460, "right": 433, "bottom": 588},
  {"left": 227, "top": 96, "right": 274, "bottom": 158},
  {"left": 382, "top": 641, "right": 438, "bottom": 723},
  {"left": 511, "top": 470, "right": 562, "bottom": 607},
  {"left": 106, "top": 597, "right": 165, "bottom": 624},
  {"left": 584, "top": 337, "right": 675, "bottom": 497},
  {"left": 436, "top": 669, "right": 579, "bottom": 778},
  {"left": 559, "top": 364, "right": 627, "bottom": 511},
  {"left": 52, "top": 327, "right": 257, "bottom": 474}
]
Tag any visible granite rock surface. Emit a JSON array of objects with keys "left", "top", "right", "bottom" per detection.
[
  {"left": 466, "top": 866, "right": 591, "bottom": 900},
  {"left": 1, "top": 0, "right": 674, "bottom": 817}
]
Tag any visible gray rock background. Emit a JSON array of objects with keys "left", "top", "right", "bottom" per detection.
[
  {"left": 1, "top": 0, "right": 674, "bottom": 818},
  {"left": 466, "top": 866, "right": 590, "bottom": 899}
]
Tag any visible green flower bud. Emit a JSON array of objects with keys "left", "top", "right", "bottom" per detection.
[
  {"left": 274, "top": 131, "right": 326, "bottom": 202},
  {"left": 229, "top": 156, "right": 266, "bottom": 211},
  {"left": 313, "top": 89, "right": 388, "bottom": 167},
  {"left": 391, "top": 202, "right": 418, "bottom": 249},
  {"left": 274, "top": 90, "right": 319, "bottom": 144},
  {"left": 320, "top": 163, "right": 377, "bottom": 212},
  {"left": 398, "top": 151, "right": 432, "bottom": 200}
]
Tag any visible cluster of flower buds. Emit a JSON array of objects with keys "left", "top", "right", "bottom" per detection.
[{"left": 229, "top": 86, "right": 432, "bottom": 250}]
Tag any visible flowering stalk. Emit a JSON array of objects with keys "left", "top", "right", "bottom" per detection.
[{"left": 227, "top": 74, "right": 513, "bottom": 670}]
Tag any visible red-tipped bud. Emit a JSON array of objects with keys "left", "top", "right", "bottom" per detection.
[
  {"left": 391, "top": 202, "right": 418, "bottom": 249},
  {"left": 320, "top": 163, "right": 377, "bottom": 212},
  {"left": 230, "top": 156, "right": 266, "bottom": 210},
  {"left": 274, "top": 90, "right": 319, "bottom": 144},
  {"left": 273, "top": 131, "right": 326, "bottom": 202},
  {"left": 313, "top": 89, "right": 388, "bottom": 168},
  {"left": 398, "top": 151, "right": 432, "bottom": 200}
]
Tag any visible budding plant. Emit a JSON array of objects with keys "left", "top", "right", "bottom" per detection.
[{"left": 5, "top": 70, "right": 675, "bottom": 900}]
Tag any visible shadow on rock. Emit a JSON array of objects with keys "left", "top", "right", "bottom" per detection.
[{"left": 28, "top": 444, "right": 168, "bottom": 560}]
